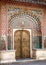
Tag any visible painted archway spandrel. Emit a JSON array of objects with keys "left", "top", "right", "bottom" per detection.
[
  {"left": 7, "top": 5, "right": 43, "bottom": 38},
  {"left": 7, "top": 5, "right": 43, "bottom": 21},
  {"left": 7, "top": 4, "right": 43, "bottom": 49}
]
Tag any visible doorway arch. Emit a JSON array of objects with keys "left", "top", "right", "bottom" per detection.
[
  {"left": 8, "top": 10, "right": 42, "bottom": 53},
  {"left": 13, "top": 29, "right": 32, "bottom": 58}
]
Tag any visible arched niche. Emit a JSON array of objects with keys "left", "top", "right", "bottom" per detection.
[{"left": 8, "top": 10, "right": 42, "bottom": 50}]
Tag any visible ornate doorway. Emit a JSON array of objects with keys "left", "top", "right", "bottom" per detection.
[{"left": 13, "top": 29, "right": 32, "bottom": 59}]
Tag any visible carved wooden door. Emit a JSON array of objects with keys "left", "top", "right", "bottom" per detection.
[
  {"left": 14, "top": 30, "right": 30, "bottom": 58},
  {"left": 22, "top": 30, "right": 30, "bottom": 58}
]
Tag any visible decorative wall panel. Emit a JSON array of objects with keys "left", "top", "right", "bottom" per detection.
[
  {"left": 0, "top": 3, "right": 7, "bottom": 50},
  {"left": 7, "top": 5, "right": 43, "bottom": 49}
]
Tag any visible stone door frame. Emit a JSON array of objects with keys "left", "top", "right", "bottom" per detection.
[{"left": 13, "top": 29, "right": 32, "bottom": 58}]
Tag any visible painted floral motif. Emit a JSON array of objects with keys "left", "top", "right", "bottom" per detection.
[{"left": 7, "top": 5, "right": 42, "bottom": 49}]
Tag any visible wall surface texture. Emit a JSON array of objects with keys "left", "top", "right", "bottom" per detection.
[{"left": 0, "top": 1, "right": 46, "bottom": 50}]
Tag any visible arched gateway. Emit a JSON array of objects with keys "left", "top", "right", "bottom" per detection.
[
  {"left": 8, "top": 8, "right": 42, "bottom": 59},
  {"left": 14, "top": 29, "right": 31, "bottom": 58}
]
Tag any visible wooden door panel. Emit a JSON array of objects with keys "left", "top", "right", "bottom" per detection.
[
  {"left": 22, "top": 30, "right": 30, "bottom": 58},
  {"left": 14, "top": 30, "right": 21, "bottom": 58},
  {"left": 22, "top": 47, "right": 30, "bottom": 58},
  {"left": 14, "top": 30, "right": 30, "bottom": 58}
]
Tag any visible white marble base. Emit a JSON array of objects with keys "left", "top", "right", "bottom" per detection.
[
  {"left": 0, "top": 60, "right": 16, "bottom": 63},
  {"left": 0, "top": 50, "right": 16, "bottom": 63},
  {"left": 32, "top": 49, "right": 46, "bottom": 60}
]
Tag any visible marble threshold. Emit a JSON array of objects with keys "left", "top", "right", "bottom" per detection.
[{"left": 0, "top": 58, "right": 46, "bottom": 64}]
